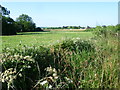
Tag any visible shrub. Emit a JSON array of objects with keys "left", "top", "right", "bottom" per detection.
[
  {"left": 54, "top": 38, "right": 95, "bottom": 53},
  {"left": 1, "top": 54, "right": 38, "bottom": 90}
]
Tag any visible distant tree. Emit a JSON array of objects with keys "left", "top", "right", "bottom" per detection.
[
  {"left": 35, "top": 27, "right": 43, "bottom": 31},
  {"left": 78, "top": 26, "right": 81, "bottom": 29},
  {"left": 81, "top": 27, "right": 85, "bottom": 29},
  {"left": 87, "top": 26, "right": 91, "bottom": 29},
  {"left": 66, "top": 26, "right": 81, "bottom": 29},
  {"left": 102, "top": 25, "right": 106, "bottom": 28},
  {"left": 16, "top": 14, "right": 36, "bottom": 32},
  {"left": 73, "top": 26, "right": 79, "bottom": 29},
  {"left": 63, "top": 26, "right": 68, "bottom": 29}
]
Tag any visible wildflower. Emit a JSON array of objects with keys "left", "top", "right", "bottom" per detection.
[
  {"left": 19, "top": 73, "right": 22, "bottom": 77},
  {"left": 35, "top": 54, "right": 37, "bottom": 56},
  {"left": 20, "top": 55, "right": 23, "bottom": 58},
  {"left": 27, "top": 66, "right": 31, "bottom": 68},
  {"left": 81, "top": 40, "right": 84, "bottom": 42},
  {"left": 53, "top": 68, "right": 57, "bottom": 73},
  {"left": 7, "top": 75, "right": 16, "bottom": 83},
  {"left": 46, "top": 66, "right": 53, "bottom": 73},
  {"left": 9, "top": 71, "right": 14, "bottom": 74},
  {"left": 1, "top": 79, "right": 5, "bottom": 82},
  {"left": 47, "top": 76, "right": 55, "bottom": 83},
  {"left": 24, "top": 56, "right": 30, "bottom": 59},
  {"left": 95, "top": 74, "right": 98, "bottom": 78},
  {"left": 5, "top": 77, "right": 9, "bottom": 81},
  {"left": 14, "top": 55, "right": 19, "bottom": 58},
  {"left": 64, "top": 77, "right": 73, "bottom": 83},
  {"left": 8, "top": 68, "right": 13, "bottom": 71},
  {"left": 40, "top": 80, "right": 48, "bottom": 85},
  {"left": 47, "top": 76, "right": 53, "bottom": 80},
  {"left": 53, "top": 73, "right": 57, "bottom": 77},
  {"left": 76, "top": 37, "right": 80, "bottom": 40},
  {"left": 13, "top": 70, "right": 16, "bottom": 74},
  {"left": 54, "top": 76, "right": 58, "bottom": 80},
  {"left": 23, "top": 56, "right": 33, "bottom": 61},
  {"left": 73, "top": 40, "right": 77, "bottom": 44},
  {"left": 48, "top": 85, "right": 52, "bottom": 88},
  {"left": 6, "top": 48, "right": 10, "bottom": 50},
  {"left": 9, "top": 78, "right": 13, "bottom": 83},
  {"left": 4, "top": 70, "right": 9, "bottom": 74}
]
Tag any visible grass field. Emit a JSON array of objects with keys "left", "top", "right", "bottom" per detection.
[
  {"left": 1, "top": 27, "right": 119, "bottom": 89},
  {"left": 1, "top": 31, "right": 93, "bottom": 48}
]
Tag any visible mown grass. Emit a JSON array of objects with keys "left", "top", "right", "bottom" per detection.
[{"left": 1, "top": 31, "right": 93, "bottom": 49}]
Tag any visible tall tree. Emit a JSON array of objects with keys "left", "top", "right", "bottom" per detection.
[
  {"left": 2, "top": 16, "right": 16, "bottom": 35},
  {"left": 16, "top": 14, "right": 36, "bottom": 32},
  {"left": 0, "top": 5, "right": 16, "bottom": 35},
  {"left": 0, "top": 5, "right": 10, "bottom": 16}
]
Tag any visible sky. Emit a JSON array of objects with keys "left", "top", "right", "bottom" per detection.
[{"left": 1, "top": 2, "right": 118, "bottom": 27}]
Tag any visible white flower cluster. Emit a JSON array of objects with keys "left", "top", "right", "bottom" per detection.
[
  {"left": 1, "top": 54, "right": 34, "bottom": 63},
  {"left": 0, "top": 68, "right": 16, "bottom": 83},
  {"left": 14, "top": 55, "right": 33, "bottom": 61},
  {"left": 14, "top": 54, "right": 23, "bottom": 60},
  {"left": 37, "top": 66, "right": 59, "bottom": 88},
  {"left": 72, "top": 37, "right": 81, "bottom": 41},
  {"left": 72, "top": 37, "right": 82, "bottom": 44},
  {"left": 23, "top": 56, "right": 33, "bottom": 61},
  {"left": 45, "top": 66, "right": 58, "bottom": 80},
  {"left": 64, "top": 77, "right": 73, "bottom": 83}
]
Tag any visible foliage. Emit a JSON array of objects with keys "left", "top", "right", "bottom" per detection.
[
  {"left": 1, "top": 6, "right": 39, "bottom": 35},
  {"left": 93, "top": 25, "right": 118, "bottom": 37},
  {"left": 44, "top": 26, "right": 84, "bottom": 30},
  {"left": 1, "top": 25, "right": 119, "bottom": 89},
  {"left": 35, "top": 27, "right": 43, "bottom": 32},
  {"left": 1, "top": 54, "right": 38, "bottom": 89},
  {"left": 16, "top": 14, "right": 36, "bottom": 32},
  {"left": 2, "top": 16, "right": 16, "bottom": 35},
  {"left": 1, "top": 5, "right": 17, "bottom": 35},
  {"left": 0, "top": 5, "right": 10, "bottom": 16}
]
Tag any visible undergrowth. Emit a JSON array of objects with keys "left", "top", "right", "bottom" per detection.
[{"left": 0, "top": 25, "right": 119, "bottom": 89}]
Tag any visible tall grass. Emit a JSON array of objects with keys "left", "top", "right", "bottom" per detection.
[{"left": 0, "top": 25, "right": 119, "bottom": 89}]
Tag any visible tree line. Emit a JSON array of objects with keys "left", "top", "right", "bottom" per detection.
[
  {"left": 43, "top": 26, "right": 88, "bottom": 30},
  {"left": 0, "top": 5, "right": 42, "bottom": 35}
]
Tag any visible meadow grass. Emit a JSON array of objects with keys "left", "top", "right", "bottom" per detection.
[
  {"left": 0, "top": 27, "right": 119, "bottom": 89},
  {"left": 1, "top": 31, "right": 93, "bottom": 49}
]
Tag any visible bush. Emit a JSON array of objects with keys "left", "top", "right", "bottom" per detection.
[
  {"left": 1, "top": 54, "right": 38, "bottom": 89},
  {"left": 93, "top": 25, "right": 118, "bottom": 38},
  {"left": 54, "top": 38, "right": 95, "bottom": 53}
]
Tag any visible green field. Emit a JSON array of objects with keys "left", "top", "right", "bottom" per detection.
[
  {"left": 1, "top": 31, "right": 93, "bottom": 48},
  {"left": 1, "top": 27, "right": 119, "bottom": 89}
]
